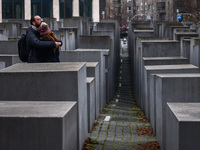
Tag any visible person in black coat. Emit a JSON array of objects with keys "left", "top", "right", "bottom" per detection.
[
  {"left": 26, "top": 15, "right": 62, "bottom": 63},
  {"left": 38, "top": 22, "right": 61, "bottom": 62}
]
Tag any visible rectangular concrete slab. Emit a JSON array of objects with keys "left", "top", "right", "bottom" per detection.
[
  {"left": 135, "top": 40, "right": 180, "bottom": 106},
  {"left": 0, "top": 41, "right": 18, "bottom": 54},
  {"left": 143, "top": 64, "right": 199, "bottom": 120},
  {"left": 0, "top": 61, "right": 5, "bottom": 70},
  {"left": 87, "top": 77, "right": 96, "bottom": 132},
  {"left": 166, "top": 103, "right": 200, "bottom": 150},
  {"left": 180, "top": 37, "right": 191, "bottom": 61},
  {"left": 86, "top": 62, "right": 100, "bottom": 119},
  {"left": 143, "top": 57, "right": 188, "bottom": 66},
  {"left": 155, "top": 73, "right": 200, "bottom": 150},
  {"left": 0, "top": 54, "right": 21, "bottom": 67},
  {"left": 140, "top": 56, "right": 189, "bottom": 110},
  {"left": 76, "top": 49, "right": 112, "bottom": 103},
  {"left": 190, "top": 38, "right": 200, "bottom": 68},
  {"left": 0, "top": 101, "right": 78, "bottom": 150},
  {"left": 0, "top": 62, "right": 88, "bottom": 150},
  {"left": 60, "top": 49, "right": 109, "bottom": 111}
]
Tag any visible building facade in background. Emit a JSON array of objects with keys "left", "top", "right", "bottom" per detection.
[
  {"left": 135, "top": 0, "right": 200, "bottom": 22},
  {"left": 101, "top": 0, "right": 136, "bottom": 26},
  {"left": 0, "top": 0, "right": 100, "bottom": 22}
]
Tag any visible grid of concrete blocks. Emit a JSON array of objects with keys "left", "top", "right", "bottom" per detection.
[
  {"left": 128, "top": 21, "right": 200, "bottom": 150},
  {"left": 0, "top": 18, "right": 121, "bottom": 150}
]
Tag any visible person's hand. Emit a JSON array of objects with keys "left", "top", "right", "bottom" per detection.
[{"left": 55, "top": 42, "right": 61, "bottom": 48}]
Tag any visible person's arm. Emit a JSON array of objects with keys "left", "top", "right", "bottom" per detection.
[{"left": 27, "top": 31, "right": 56, "bottom": 49}]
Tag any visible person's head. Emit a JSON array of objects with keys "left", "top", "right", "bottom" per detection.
[
  {"left": 38, "top": 22, "right": 51, "bottom": 35},
  {"left": 30, "top": 15, "right": 43, "bottom": 28}
]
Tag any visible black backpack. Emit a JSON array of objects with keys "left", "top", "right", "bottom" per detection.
[{"left": 18, "top": 34, "right": 30, "bottom": 62}]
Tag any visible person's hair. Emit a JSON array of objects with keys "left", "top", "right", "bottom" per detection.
[{"left": 30, "top": 15, "right": 38, "bottom": 25}]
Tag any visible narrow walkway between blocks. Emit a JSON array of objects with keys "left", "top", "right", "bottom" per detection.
[{"left": 83, "top": 50, "right": 160, "bottom": 150}]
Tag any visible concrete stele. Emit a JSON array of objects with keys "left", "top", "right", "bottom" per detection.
[
  {"left": 166, "top": 103, "right": 200, "bottom": 150},
  {"left": 0, "top": 62, "right": 88, "bottom": 150},
  {"left": 0, "top": 101, "right": 78, "bottom": 150},
  {"left": 155, "top": 73, "right": 200, "bottom": 150}
]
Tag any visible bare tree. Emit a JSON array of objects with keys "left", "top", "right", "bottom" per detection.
[{"left": 105, "top": 0, "right": 134, "bottom": 26}]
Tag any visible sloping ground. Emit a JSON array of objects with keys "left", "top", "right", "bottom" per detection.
[{"left": 83, "top": 54, "right": 160, "bottom": 150}]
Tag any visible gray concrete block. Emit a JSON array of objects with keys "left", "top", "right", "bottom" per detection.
[
  {"left": 0, "top": 54, "right": 21, "bottom": 67},
  {"left": 136, "top": 40, "right": 180, "bottom": 106},
  {"left": 144, "top": 64, "right": 199, "bottom": 134},
  {"left": 155, "top": 74, "right": 200, "bottom": 150},
  {"left": 0, "top": 22, "right": 21, "bottom": 37},
  {"left": 167, "top": 25, "right": 186, "bottom": 40},
  {"left": 79, "top": 36, "right": 111, "bottom": 49},
  {"left": 86, "top": 62, "right": 100, "bottom": 119},
  {"left": 0, "top": 41, "right": 18, "bottom": 54},
  {"left": 166, "top": 103, "right": 200, "bottom": 150},
  {"left": 0, "top": 61, "right": 5, "bottom": 70},
  {"left": 143, "top": 57, "right": 189, "bottom": 66},
  {"left": 190, "top": 38, "right": 200, "bottom": 67},
  {"left": 92, "top": 30, "right": 118, "bottom": 100},
  {"left": 180, "top": 37, "right": 191, "bottom": 61},
  {"left": 87, "top": 77, "right": 96, "bottom": 132},
  {"left": 0, "top": 62, "right": 88, "bottom": 150},
  {"left": 60, "top": 49, "right": 109, "bottom": 111},
  {"left": 78, "top": 35, "right": 115, "bottom": 102},
  {"left": 174, "top": 32, "right": 198, "bottom": 40},
  {"left": 0, "top": 101, "right": 78, "bottom": 150},
  {"left": 59, "top": 27, "right": 78, "bottom": 50}
]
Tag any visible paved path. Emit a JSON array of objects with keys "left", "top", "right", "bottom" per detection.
[{"left": 83, "top": 52, "right": 160, "bottom": 150}]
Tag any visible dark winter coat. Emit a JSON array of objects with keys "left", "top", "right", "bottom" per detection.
[{"left": 26, "top": 26, "right": 59, "bottom": 63}]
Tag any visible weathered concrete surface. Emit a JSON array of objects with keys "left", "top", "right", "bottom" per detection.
[
  {"left": 180, "top": 37, "right": 191, "bottom": 61},
  {"left": 190, "top": 38, "right": 200, "bottom": 68},
  {"left": 143, "top": 57, "right": 188, "bottom": 66},
  {"left": 0, "top": 22, "right": 21, "bottom": 37},
  {"left": 86, "top": 62, "right": 100, "bottom": 119},
  {"left": 0, "top": 54, "right": 21, "bottom": 67},
  {"left": 0, "top": 62, "right": 88, "bottom": 150},
  {"left": 60, "top": 49, "right": 109, "bottom": 111},
  {"left": 136, "top": 40, "right": 180, "bottom": 107},
  {"left": 0, "top": 61, "right": 5, "bottom": 70},
  {"left": 143, "top": 64, "right": 199, "bottom": 120},
  {"left": 155, "top": 73, "right": 200, "bottom": 150},
  {"left": 92, "top": 30, "right": 118, "bottom": 101},
  {"left": 58, "top": 27, "right": 78, "bottom": 50},
  {"left": 0, "top": 41, "right": 18, "bottom": 54},
  {"left": 144, "top": 64, "right": 199, "bottom": 134},
  {"left": 87, "top": 77, "right": 96, "bottom": 132},
  {"left": 166, "top": 103, "right": 200, "bottom": 150},
  {"left": 128, "top": 29, "right": 154, "bottom": 93},
  {"left": 0, "top": 101, "right": 78, "bottom": 150}
]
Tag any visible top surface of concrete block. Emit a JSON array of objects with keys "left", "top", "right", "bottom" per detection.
[
  {"left": 176, "top": 32, "right": 198, "bottom": 35},
  {"left": 0, "top": 54, "right": 18, "bottom": 56},
  {"left": 145, "top": 64, "right": 198, "bottom": 70},
  {"left": 183, "top": 39, "right": 191, "bottom": 41},
  {"left": 143, "top": 57, "right": 187, "bottom": 60},
  {"left": 134, "top": 30, "right": 154, "bottom": 32},
  {"left": 167, "top": 103, "right": 200, "bottom": 122},
  {"left": 0, "top": 62, "right": 85, "bottom": 72},
  {"left": 87, "top": 77, "right": 94, "bottom": 83},
  {"left": 156, "top": 73, "right": 200, "bottom": 78},
  {"left": 75, "top": 49, "right": 109, "bottom": 55},
  {"left": 169, "top": 26, "right": 185, "bottom": 28},
  {"left": 141, "top": 40, "right": 179, "bottom": 43},
  {"left": 59, "top": 27, "right": 79, "bottom": 29},
  {"left": 0, "top": 101, "right": 76, "bottom": 117},
  {"left": 191, "top": 37, "right": 200, "bottom": 40},
  {"left": 86, "top": 62, "right": 98, "bottom": 67}
]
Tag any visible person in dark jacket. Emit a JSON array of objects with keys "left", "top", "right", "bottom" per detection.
[
  {"left": 38, "top": 22, "right": 60, "bottom": 62},
  {"left": 26, "top": 15, "right": 61, "bottom": 63}
]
